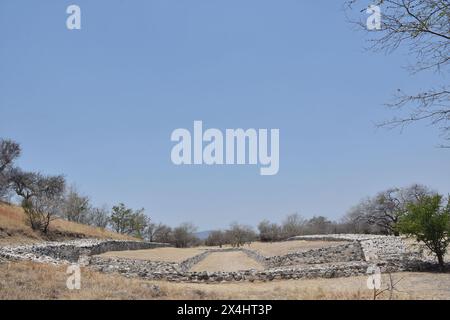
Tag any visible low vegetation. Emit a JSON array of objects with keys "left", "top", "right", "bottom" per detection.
[{"left": 1, "top": 260, "right": 450, "bottom": 300}]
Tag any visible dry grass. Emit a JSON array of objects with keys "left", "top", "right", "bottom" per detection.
[
  {"left": 0, "top": 261, "right": 170, "bottom": 300},
  {"left": 50, "top": 219, "right": 134, "bottom": 241},
  {"left": 0, "top": 203, "right": 135, "bottom": 245},
  {"left": 169, "top": 272, "right": 450, "bottom": 300},
  {"left": 98, "top": 240, "right": 351, "bottom": 267},
  {"left": 98, "top": 247, "right": 206, "bottom": 263},
  {"left": 190, "top": 251, "right": 264, "bottom": 272},
  {"left": 1, "top": 260, "right": 450, "bottom": 300},
  {"left": 0, "top": 204, "right": 40, "bottom": 245}
]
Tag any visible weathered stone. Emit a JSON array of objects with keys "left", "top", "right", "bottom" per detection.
[
  {"left": 0, "top": 239, "right": 169, "bottom": 264},
  {"left": 1, "top": 234, "right": 444, "bottom": 283}
]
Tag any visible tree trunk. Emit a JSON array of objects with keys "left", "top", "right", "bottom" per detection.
[{"left": 437, "top": 254, "right": 445, "bottom": 272}]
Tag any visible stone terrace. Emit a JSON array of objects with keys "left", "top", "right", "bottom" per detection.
[{"left": 0, "top": 234, "right": 440, "bottom": 283}]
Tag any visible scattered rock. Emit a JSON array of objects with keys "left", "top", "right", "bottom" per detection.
[{"left": 0, "top": 234, "right": 440, "bottom": 283}]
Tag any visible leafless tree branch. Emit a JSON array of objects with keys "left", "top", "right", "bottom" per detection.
[{"left": 346, "top": 0, "right": 450, "bottom": 146}]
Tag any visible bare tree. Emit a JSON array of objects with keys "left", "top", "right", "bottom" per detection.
[
  {"left": 9, "top": 169, "right": 66, "bottom": 233},
  {"left": 258, "top": 220, "right": 282, "bottom": 242},
  {"left": 87, "top": 205, "right": 110, "bottom": 228},
  {"left": 305, "top": 216, "right": 333, "bottom": 235},
  {"left": 205, "top": 230, "right": 227, "bottom": 247},
  {"left": 346, "top": 0, "right": 450, "bottom": 146},
  {"left": 62, "top": 186, "right": 90, "bottom": 223},
  {"left": 281, "top": 213, "right": 306, "bottom": 238},
  {"left": 227, "top": 223, "right": 257, "bottom": 247},
  {"left": 0, "top": 139, "right": 21, "bottom": 201},
  {"left": 344, "top": 202, "right": 384, "bottom": 234},
  {"left": 144, "top": 220, "right": 157, "bottom": 242},
  {"left": 0, "top": 139, "right": 21, "bottom": 173},
  {"left": 348, "top": 184, "right": 433, "bottom": 235},
  {"left": 152, "top": 223, "right": 174, "bottom": 244},
  {"left": 173, "top": 222, "right": 198, "bottom": 248}
]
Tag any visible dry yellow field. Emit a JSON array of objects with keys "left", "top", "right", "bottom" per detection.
[
  {"left": 96, "top": 240, "right": 346, "bottom": 265},
  {"left": 98, "top": 247, "right": 206, "bottom": 263},
  {"left": 1, "top": 261, "right": 450, "bottom": 300},
  {"left": 190, "top": 251, "right": 264, "bottom": 272}
]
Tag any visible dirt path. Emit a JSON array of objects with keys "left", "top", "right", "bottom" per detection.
[{"left": 190, "top": 251, "right": 264, "bottom": 272}]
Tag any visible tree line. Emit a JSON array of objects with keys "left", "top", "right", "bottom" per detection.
[
  {"left": 0, "top": 138, "right": 205, "bottom": 247},
  {"left": 1, "top": 138, "right": 449, "bottom": 269}
]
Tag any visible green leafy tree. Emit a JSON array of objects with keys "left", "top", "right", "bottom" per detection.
[
  {"left": 129, "top": 210, "right": 148, "bottom": 239},
  {"left": 398, "top": 194, "right": 450, "bottom": 271},
  {"left": 110, "top": 203, "right": 148, "bottom": 238},
  {"left": 110, "top": 203, "right": 133, "bottom": 234}
]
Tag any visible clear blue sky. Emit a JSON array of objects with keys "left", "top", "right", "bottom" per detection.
[{"left": 1, "top": 1, "right": 449, "bottom": 230}]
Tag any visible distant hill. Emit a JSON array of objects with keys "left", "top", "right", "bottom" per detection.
[
  {"left": 194, "top": 230, "right": 214, "bottom": 240},
  {"left": 0, "top": 202, "right": 136, "bottom": 245}
]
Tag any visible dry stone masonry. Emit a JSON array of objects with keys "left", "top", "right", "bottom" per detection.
[
  {"left": 287, "top": 234, "right": 425, "bottom": 262},
  {"left": 0, "top": 234, "right": 441, "bottom": 283},
  {"left": 0, "top": 239, "right": 169, "bottom": 264},
  {"left": 267, "top": 242, "right": 364, "bottom": 267},
  {"left": 87, "top": 234, "right": 438, "bottom": 282}
]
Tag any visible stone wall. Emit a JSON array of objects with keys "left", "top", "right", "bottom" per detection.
[
  {"left": 241, "top": 248, "right": 269, "bottom": 265},
  {"left": 1, "top": 234, "right": 440, "bottom": 283},
  {"left": 89, "top": 256, "right": 180, "bottom": 279},
  {"left": 0, "top": 239, "right": 170, "bottom": 264},
  {"left": 179, "top": 248, "right": 268, "bottom": 271},
  {"left": 86, "top": 243, "right": 370, "bottom": 282},
  {"left": 179, "top": 251, "right": 211, "bottom": 272},
  {"left": 267, "top": 242, "right": 364, "bottom": 267},
  {"left": 288, "top": 234, "right": 422, "bottom": 262},
  {"left": 88, "top": 257, "right": 371, "bottom": 283}
]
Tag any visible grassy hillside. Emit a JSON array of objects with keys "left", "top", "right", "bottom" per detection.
[{"left": 0, "top": 202, "right": 136, "bottom": 245}]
